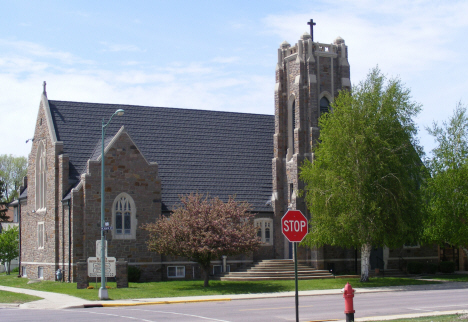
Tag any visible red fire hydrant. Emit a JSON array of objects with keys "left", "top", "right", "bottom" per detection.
[{"left": 343, "top": 282, "right": 355, "bottom": 322}]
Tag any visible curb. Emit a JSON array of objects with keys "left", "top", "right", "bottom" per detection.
[{"left": 74, "top": 298, "right": 232, "bottom": 308}]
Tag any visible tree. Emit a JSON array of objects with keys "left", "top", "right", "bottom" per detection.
[
  {"left": 0, "top": 154, "right": 27, "bottom": 202},
  {"left": 423, "top": 103, "right": 468, "bottom": 257},
  {"left": 0, "top": 225, "right": 19, "bottom": 275},
  {"left": 0, "top": 180, "right": 8, "bottom": 222},
  {"left": 143, "top": 193, "right": 260, "bottom": 287},
  {"left": 300, "top": 68, "right": 425, "bottom": 282}
]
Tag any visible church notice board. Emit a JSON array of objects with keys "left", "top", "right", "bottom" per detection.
[{"left": 87, "top": 257, "right": 116, "bottom": 277}]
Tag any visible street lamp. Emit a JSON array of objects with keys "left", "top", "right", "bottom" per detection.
[{"left": 99, "top": 109, "right": 124, "bottom": 300}]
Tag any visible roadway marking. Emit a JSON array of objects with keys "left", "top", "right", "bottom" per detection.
[
  {"left": 127, "top": 308, "right": 232, "bottom": 322},
  {"left": 86, "top": 311, "right": 156, "bottom": 321},
  {"left": 240, "top": 305, "right": 315, "bottom": 311},
  {"left": 408, "top": 304, "right": 468, "bottom": 312}
]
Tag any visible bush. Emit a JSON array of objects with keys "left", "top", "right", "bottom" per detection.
[
  {"left": 439, "top": 261, "right": 455, "bottom": 273},
  {"left": 424, "top": 262, "right": 438, "bottom": 274},
  {"left": 11, "top": 267, "right": 19, "bottom": 273},
  {"left": 407, "top": 261, "right": 424, "bottom": 274},
  {"left": 128, "top": 265, "right": 141, "bottom": 282}
]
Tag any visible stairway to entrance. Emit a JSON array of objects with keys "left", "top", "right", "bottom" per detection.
[{"left": 215, "top": 259, "right": 334, "bottom": 281}]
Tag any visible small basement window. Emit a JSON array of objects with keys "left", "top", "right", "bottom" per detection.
[
  {"left": 38, "top": 267, "right": 44, "bottom": 279},
  {"left": 213, "top": 265, "right": 230, "bottom": 275},
  {"left": 167, "top": 266, "right": 185, "bottom": 278}
]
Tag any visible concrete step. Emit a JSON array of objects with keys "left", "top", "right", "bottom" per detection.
[
  {"left": 218, "top": 274, "right": 335, "bottom": 281},
  {"left": 217, "top": 259, "right": 334, "bottom": 281}
]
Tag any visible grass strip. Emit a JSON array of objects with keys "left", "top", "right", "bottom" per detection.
[
  {"left": 0, "top": 273, "right": 440, "bottom": 301},
  {"left": 367, "top": 313, "right": 468, "bottom": 322},
  {"left": 0, "top": 290, "right": 42, "bottom": 304}
]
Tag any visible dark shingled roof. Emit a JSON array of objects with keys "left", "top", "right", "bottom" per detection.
[{"left": 48, "top": 101, "right": 274, "bottom": 212}]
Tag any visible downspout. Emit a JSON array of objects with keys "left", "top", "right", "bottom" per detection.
[
  {"left": 62, "top": 201, "right": 65, "bottom": 281},
  {"left": 68, "top": 200, "right": 71, "bottom": 283},
  {"left": 18, "top": 200, "right": 21, "bottom": 277}
]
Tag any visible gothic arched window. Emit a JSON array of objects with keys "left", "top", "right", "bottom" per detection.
[
  {"left": 35, "top": 142, "right": 47, "bottom": 210},
  {"left": 320, "top": 96, "right": 330, "bottom": 116},
  {"left": 112, "top": 193, "right": 137, "bottom": 239},
  {"left": 287, "top": 96, "right": 296, "bottom": 160}
]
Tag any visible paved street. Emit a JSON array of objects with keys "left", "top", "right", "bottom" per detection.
[{"left": 1, "top": 284, "right": 468, "bottom": 321}]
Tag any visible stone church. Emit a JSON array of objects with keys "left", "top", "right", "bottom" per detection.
[{"left": 13, "top": 30, "right": 439, "bottom": 282}]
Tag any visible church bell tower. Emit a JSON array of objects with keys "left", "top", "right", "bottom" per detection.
[{"left": 272, "top": 22, "right": 351, "bottom": 266}]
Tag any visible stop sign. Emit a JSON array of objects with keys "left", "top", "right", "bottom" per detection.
[{"left": 282, "top": 210, "right": 308, "bottom": 242}]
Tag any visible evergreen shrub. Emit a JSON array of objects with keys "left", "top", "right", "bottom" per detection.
[
  {"left": 424, "top": 262, "right": 438, "bottom": 274},
  {"left": 407, "top": 261, "right": 424, "bottom": 274},
  {"left": 439, "top": 261, "right": 455, "bottom": 273},
  {"left": 128, "top": 265, "right": 141, "bottom": 282}
]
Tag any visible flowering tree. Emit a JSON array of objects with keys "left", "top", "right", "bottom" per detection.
[{"left": 143, "top": 193, "right": 260, "bottom": 287}]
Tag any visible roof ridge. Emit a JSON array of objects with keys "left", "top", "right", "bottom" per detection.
[{"left": 48, "top": 100, "right": 274, "bottom": 118}]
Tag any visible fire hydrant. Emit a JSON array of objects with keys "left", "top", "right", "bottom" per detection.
[{"left": 343, "top": 282, "right": 355, "bottom": 322}]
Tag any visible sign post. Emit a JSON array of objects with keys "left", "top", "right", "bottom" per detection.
[{"left": 282, "top": 210, "right": 308, "bottom": 322}]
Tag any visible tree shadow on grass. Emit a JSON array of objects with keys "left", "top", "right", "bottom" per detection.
[{"left": 175, "top": 281, "right": 291, "bottom": 294}]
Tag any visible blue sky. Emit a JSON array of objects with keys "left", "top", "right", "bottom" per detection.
[{"left": 1, "top": 0, "right": 468, "bottom": 158}]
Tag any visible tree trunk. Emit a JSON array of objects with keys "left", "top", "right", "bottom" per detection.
[
  {"left": 202, "top": 264, "right": 210, "bottom": 287},
  {"left": 360, "top": 243, "right": 372, "bottom": 282},
  {"left": 5, "top": 261, "right": 10, "bottom": 275}
]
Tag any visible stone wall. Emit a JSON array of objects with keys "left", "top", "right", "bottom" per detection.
[
  {"left": 78, "top": 130, "right": 162, "bottom": 282},
  {"left": 21, "top": 97, "right": 62, "bottom": 280}
]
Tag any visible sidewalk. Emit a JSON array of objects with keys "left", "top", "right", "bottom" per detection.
[{"left": 1, "top": 280, "right": 468, "bottom": 311}]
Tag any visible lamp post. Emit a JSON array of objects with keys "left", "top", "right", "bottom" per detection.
[{"left": 99, "top": 109, "right": 124, "bottom": 300}]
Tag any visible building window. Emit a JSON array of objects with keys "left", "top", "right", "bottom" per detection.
[
  {"left": 35, "top": 142, "right": 47, "bottom": 211},
  {"left": 22, "top": 266, "right": 27, "bottom": 277},
  {"left": 255, "top": 218, "right": 273, "bottom": 245},
  {"left": 112, "top": 193, "right": 137, "bottom": 240},
  {"left": 167, "top": 266, "right": 185, "bottom": 278},
  {"left": 38, "top": 266, "right": 43, "bottom": 279},
  {"left": 320, "top": 96, "right": 330, "bottom": 116},
  {"left": 404, "top": 242, "right": 420, "bottom": 249},
  {"left": 13, "top": 207, "right": 18, "bottom": 223},
  {"left": 287, "top": 96, "right": 296, "bottom": 160},
  {"left": 213, "top": 265, "right": 230, "bottom": 275},
  {"left": 37, "top": 222, "right": 44, "bottom": 249}
]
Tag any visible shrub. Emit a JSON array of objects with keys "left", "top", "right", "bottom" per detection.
[
  {"left": 11, "top": 267, "right": 19, "bottom": 273},
  {"left": 424, "top": 262, "right": 438, "bottom": 274},
  {"left": 128, "top": 265, "right": 141, "bottom": 282},
  {"left": 439, "top": 261, "right": 455, "bottom": 273},
  {"left": 407, "top": 261, "right": 424, "bottom": 274}
]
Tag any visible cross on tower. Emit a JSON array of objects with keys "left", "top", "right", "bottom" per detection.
[
  {"left": 307, "top": 19, "right": 316, "bottom": 42},
  {"left": 43, "top": 81, "right": 47, "bottom": 94}
]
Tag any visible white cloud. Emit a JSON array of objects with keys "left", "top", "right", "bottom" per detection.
[
  {"left": 0, "top": 39, "right": 94, "bottom": 65},
  {"left": 0, "top": 40, "right": 273, "bottom": 157}
]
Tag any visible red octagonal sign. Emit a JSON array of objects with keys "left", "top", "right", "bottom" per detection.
[{"left": 282, "top": 210, "right": 308, "bottom": 242}]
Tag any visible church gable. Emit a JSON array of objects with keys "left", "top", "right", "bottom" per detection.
[{"left": 80, "top": 128, "right": 161, "bottom": 269}]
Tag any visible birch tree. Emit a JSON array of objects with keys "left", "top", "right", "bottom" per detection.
[
  {"left": 143, "top": 193, "right": 260, "bottom": 287},
  {"left": 423, "top": 103, "right": 468, "bottom": 257},
  {"left": 300, "top": 68, "right": 425, "bottom": 282}
]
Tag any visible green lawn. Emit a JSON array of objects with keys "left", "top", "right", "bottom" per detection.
[
  {"left": 0, "top": 290, "right": 42, "bottom": 304},
  {"left": 0, "top": 273, "right": 441, "bottom": 301},
  {"left": 369, "top": 314, "right": 468, "bottom": 322},
  {"left": 421, "top": 274, "right": 468, "bottom": 282}
]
